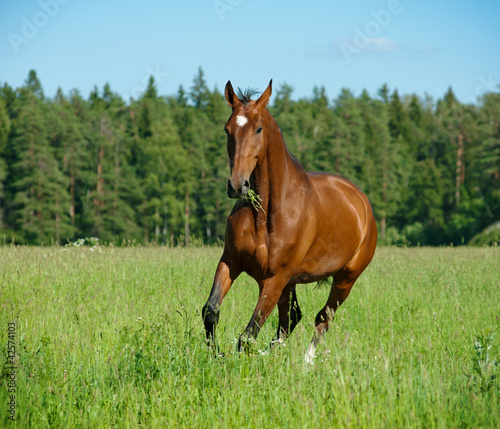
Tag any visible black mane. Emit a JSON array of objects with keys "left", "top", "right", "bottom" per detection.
[{"left": 237, "top": 87, "right": 260, "bottom": 105}]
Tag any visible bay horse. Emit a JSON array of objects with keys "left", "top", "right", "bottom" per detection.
[{"left": 202, "top": 80, "right": 377, "bottom": 363}]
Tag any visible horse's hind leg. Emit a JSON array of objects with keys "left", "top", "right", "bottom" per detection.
[
  {"left": 305, "top": 268, "right": 358, "bottom": 364},
  {"left": 274, "top": 283, "right": 302, "bottom": 343},
  {"left": 305, "top": 219, "right": 377, "bottom": 364}
]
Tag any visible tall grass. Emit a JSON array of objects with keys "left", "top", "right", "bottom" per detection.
[{"left": 1, "top": 245, "right": 499, "bottom": 427}]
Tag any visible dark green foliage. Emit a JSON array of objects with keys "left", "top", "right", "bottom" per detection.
[
  {"left": 6, "top": 89, "right": 73, "bottom": 243},
  {"left": 0, "top": 98, "right": 9, "bottom": 229},
  {"left": 0, "top": 69, "right": 499, "bottom": 245}
]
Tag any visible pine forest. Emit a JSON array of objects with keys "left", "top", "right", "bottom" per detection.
[{"left": 0, "top": 68, "right": 499, "bottom": 246}]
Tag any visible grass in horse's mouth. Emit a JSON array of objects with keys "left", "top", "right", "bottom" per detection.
[{"left": 245, "top": 189, "right": 266, "bottom": 214}]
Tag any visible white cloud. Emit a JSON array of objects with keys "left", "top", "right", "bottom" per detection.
[
  {"left": 304, "top": 38, "right": 441, "bottom": 65},
  {"left": 363, "top": 37, "right": 401, "bottom": 52},
  {"left": 305, "top": 37, "right": 402, "bottom": 60}
]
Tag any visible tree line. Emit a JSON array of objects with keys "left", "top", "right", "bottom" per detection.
[{"left": 0, "top": 68, "right": 498, "bottom": 246}]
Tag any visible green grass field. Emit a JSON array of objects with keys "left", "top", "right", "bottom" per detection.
[{"left": 1, "top": 245, "right": 499, "bottom": 428}]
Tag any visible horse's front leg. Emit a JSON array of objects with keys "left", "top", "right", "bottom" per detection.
[
  {"left": 202, "top": 256, "right": 241, "bottom": 346},
  {"left": 275, "top": 282, "right": 302, "bottom": 341},
  {"left": 238, "top": 274, "right": 290, "bottom": 351}
]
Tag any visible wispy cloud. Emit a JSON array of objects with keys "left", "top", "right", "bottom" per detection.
[
  {"left": 305, "top": 38, "right": 439, "bottom": 63},
  {"left": 362, "top": 37, "right": 401, "bottom": 52},
  {"left": 305, "top": 37, "right": 401, "bottom": 59}
]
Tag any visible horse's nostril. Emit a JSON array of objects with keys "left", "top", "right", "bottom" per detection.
[
  {"left": 227, "top": 179, "right": 236, "bottom": 198},
  {"left": 243, "top": 180, "right": 250, "bottom": 190}
]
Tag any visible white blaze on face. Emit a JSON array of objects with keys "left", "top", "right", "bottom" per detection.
[{"left": 236, "top": 115, "right": 248, "bottom": 127}]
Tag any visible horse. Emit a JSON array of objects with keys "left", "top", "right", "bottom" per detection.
[{"left": 202, "top": 80, "right": 377, "bottom": 363}]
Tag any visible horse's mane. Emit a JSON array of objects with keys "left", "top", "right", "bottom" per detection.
[{"left": 237, "top": 87, "right": 260, "bottom": 105}]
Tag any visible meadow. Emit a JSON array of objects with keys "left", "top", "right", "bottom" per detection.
[{"left": 1, "top": 244, "right": 499, "bottom": 428}]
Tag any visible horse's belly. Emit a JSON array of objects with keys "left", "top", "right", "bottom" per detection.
[{"left": 291, "top": 239, "right": 357, "bottom": 283}]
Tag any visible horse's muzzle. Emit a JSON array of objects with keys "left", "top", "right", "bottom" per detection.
[{"left": 227, "top": 178, "right": 250, "bottom": 199}]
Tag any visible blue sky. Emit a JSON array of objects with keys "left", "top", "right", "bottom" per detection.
[{"left": 1, "top": 0, "right": 499, "bottom": 104}]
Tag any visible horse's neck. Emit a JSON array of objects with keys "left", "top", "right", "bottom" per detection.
[{"left": 253, "top": 125, "right": 301, "bottom": 221}]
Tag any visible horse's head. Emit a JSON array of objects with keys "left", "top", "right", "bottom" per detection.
[{"left": 224, "top": 80, "right": 272, "bottom": 199}]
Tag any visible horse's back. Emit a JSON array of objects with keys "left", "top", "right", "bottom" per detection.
[
  {"left": 289, "top": 172, "right": 376, "bottom": 281},
  {"left": 308, "top": 172, "right": 374, "bottom": 227}
]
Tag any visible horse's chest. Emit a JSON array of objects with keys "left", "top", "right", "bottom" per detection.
[{"left": 227, "top": 210, "right": 269, "bottom": 275}]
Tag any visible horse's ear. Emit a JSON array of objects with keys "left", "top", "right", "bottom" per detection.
[
  {"left": 256, "top": 79, "right": 273, "bottom": 108},
  {"left": 225, "top": 81, "right": 240, "bottom": 108}
]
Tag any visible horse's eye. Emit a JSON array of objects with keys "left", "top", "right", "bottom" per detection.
[
  {"left": 223, "top": 128, "right": 229, "bottom": 134},
  {"left": 256, "top": 127, "right": 263, "bottom": 134}
]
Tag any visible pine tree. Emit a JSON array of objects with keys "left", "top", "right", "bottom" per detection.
[
  {"left": 135, "top": 84, "right": 189, "bottom": 244},
  {"left": 475, "top": 91, "right": 500, "bottom": 228},
  {"left": 437, "top": 87, "right": 478, "bottom": 213},
  {"left": 309, "top": 87, "right": 341, "bottom": 174},
  {"left": 144, "top": 76, "right": 157, "bottom": 100},
  {"left": 387, "top": 89, "right": 411, "bottom": 142},
  {"left": 0, "top": 97, "right": 10, "bottom": 230},
  {"left": 51, "top": 89, "right": 90, "bottom": 233},
  {"left": 359, "top": 95, "right": 403, "bottom": 240},
  {"left": 202, "top": 87, "right": 232, "bottom": 242},
  {"left": 190, "top": 67, "right": 210, "bottom": 110},
  {"left": 85, "top": 85, "right": 142, "bottom": 243},
  {"left": 0, "top": 83, "right": 16, "bottom": 119},
  {"left": 378, "top": 84, "right": 390, "bottom": 104},
  {"left": 8, "top": 88, "right": 72, "bottom": 243},
  {"left": 176, "top": 85, "right": 188, "bottom": 106},
  {"left": 136, "top": 76, "right": 158, "bottom": 139},
  {"left": 312, "top": 86, "right": 328, "bottom": 110},
  {"left": 404, "top": 158, "right": 446, "bottom": 244},
  {"left": 273, "top": 83, "right": 294, "bottom": 114},
  {"left": 25, "top": 70, "right": 44, "bottom": 100},
  {"left": 331, "top": 88, "right": 365, "bottom": 184}
]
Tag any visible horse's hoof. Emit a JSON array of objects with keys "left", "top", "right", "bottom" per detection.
[{"left": 237, "top": 336, "right": 256, "bottom": 352}]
